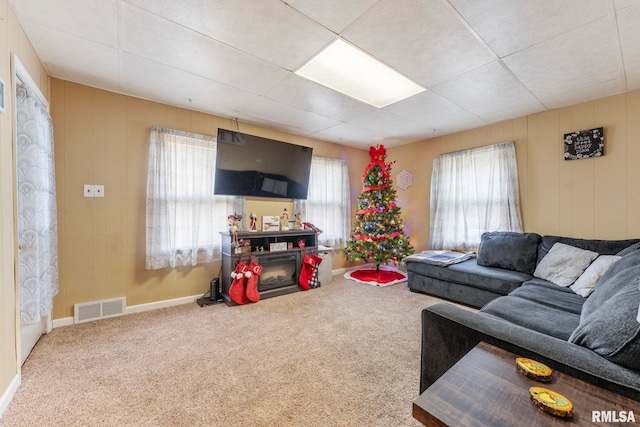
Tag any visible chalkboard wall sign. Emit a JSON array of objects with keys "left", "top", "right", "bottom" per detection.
[{"left": 564, "top": 127, "right": 604, "bottom": 160}]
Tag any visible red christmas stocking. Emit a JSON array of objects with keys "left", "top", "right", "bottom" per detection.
[
  {"left": 245, "top": 256, "right": 263, "bottom": 303},
  {"left": 308, "top": 254, "right": 323, "bottom": 289},
  {"left": 298, "top": 254, "right": 314, "bottom": 290},
  {"left": 229, "top": 260, "right": 249, "bottom": 305},
  {"left": 299, "top": 254, "right": 323, "bottom": 290}
]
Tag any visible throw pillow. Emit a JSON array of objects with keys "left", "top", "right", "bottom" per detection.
[
  {"left": 581, "top": 258, "right": 640, "bottom": 321},
  {"left": 476, "top": 231, "right": 541, "bottom": 274},
  {"left": 569, "top": 255, "right": 621, "bottom": 297},
  {"left": 533, "top": 243, "right": 598, "bottom": 287},
  {"left": 568, "top": 277, "right": 640, "bottom": 371}
]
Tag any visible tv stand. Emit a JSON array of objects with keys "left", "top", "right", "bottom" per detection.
[{"left": 220, "top": 229, "right": 318, "bottom": 305}]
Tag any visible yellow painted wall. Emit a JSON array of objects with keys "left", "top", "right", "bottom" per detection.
[
  {"left": 50, "top": 79, "right": 368, "bottom": 320},
  {"left": 0, "top": 0, "right": 49, "bottom": 409},
  {"left": 390, "top": 90, "right": 640, "bottom": 251}
]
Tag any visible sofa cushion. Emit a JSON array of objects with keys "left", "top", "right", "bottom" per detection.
[
  {"left": 521, "top": 277, "right": 578, "bottom": 293},
  {"left": 581, "top": 251, "right": 640, "bottom": 320},
  {"left": 537, "top": 236, "right": 640, "bottom": 263},
  {"left": 569, "top": 277, "right": 640, "bottom": 371},
  {"left": 477, "top": 231, "right": 542, "bottom": 274},
  {"left": 511, "top": 281, "right": 586, "bottom": 315},
  {"left": 405, "top": 258, "right": 531, "bottom": 294},
  {"left": 480, "top": 296, "right": 581, "bottom": 340},
  {"left": 570, "top": 255, "right": 621, "bottom": 297},
  {"left": 533, "top": 243, "right": 598, "bottom": 287}
]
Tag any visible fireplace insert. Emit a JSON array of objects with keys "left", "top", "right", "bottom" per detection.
[{"left": 258, "top": 252, "right": 299, "bottom": 292}]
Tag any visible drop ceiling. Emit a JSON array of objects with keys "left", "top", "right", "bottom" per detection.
[{"left": 9, "top": 0, "right": 640, "bottom": 148}]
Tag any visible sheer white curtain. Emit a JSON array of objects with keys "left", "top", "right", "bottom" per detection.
[
  {"left": 145, "top": 127, "right": 244, "bottom": 270},
  {"left": 429, "top": 141, "right": 522, "bottom": 252},
  {"left": 294, "top": 156, "right": 350, "bottom": 248},
  {"left": 16, "top": 82, "right": 59, "bottom": 324}
]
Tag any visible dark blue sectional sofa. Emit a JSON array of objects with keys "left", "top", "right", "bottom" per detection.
[{"left": 408, "top": 232, "right": 640, "bottom": 400}]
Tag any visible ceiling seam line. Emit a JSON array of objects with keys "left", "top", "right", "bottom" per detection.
[{"left": 605, "top": 0, "right": 627, "bottom": 92}]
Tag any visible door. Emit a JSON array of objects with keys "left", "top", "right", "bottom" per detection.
[{"left": 14, "top": 56, "right": 57, "bottom": 365}]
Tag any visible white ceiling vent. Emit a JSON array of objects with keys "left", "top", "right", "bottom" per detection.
[{"left": 74, "top": 297, "right": 126, "bottom": 324}]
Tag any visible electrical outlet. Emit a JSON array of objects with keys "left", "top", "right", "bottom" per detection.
[
  {"left": 84, "top": 185, "right": 94, "bottom": 197},
  {"left": 94, "top": 185, "right": 104, "bottom": 197}
]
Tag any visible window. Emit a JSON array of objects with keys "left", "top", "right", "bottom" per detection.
[
  {"left": 429, "top": 141, "right": 522, "bottom": 252},
  {"left": 145, "top": 127, "right": 243, "bottom": 270},
  {"left": 294, "top": 156, "right": 350, "bottom": 248}
]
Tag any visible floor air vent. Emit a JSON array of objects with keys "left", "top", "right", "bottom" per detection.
[{"left": 74, "top": 297, "right": 126, "bottom": 324}]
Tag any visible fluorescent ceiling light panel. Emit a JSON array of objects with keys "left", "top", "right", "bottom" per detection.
[{"left": 295, "top": 39, "right": 425, "bottom": 108}]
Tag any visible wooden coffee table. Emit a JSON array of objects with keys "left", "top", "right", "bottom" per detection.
[{"left": 413, "top": 342, "right": 640, "bottom": 426}]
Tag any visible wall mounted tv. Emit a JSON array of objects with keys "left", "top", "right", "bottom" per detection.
[{"left": 214, "top": 128, "right": 313, "bottom": 200}]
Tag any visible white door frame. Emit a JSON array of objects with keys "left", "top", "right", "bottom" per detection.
[{"left": 12, "top": 53, "right": 53, "bottom": 366}]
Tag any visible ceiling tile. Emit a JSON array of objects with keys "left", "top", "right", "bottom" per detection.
[
  {"left": 265, "top": 74, "right": 376, "bottom": 121},
  {"left": 284, "top": 0, "right": 381, "bottom": 33},
  {"left": 18, "top": 21, "right": 120, "bottom": 89},
  {"left": 617, "top": 3, "right": 640, "bottom": 90},
  {"left": 120, "top": 2, "right": 289, "bottom": 95},
  {"left": 124, "top": 0, "right": 335, "bottom": 70},
  {"left": 244, "top": 98, "right": 341, "bottom": 133},
  {"left": 233, "top": 114, "right": 317, "bottom": 139},
  {"left": 614, "top": 0, "right": 640, "bottom": 10},
  {"left": 479, "top": 102, "right": 546, "bottom": 124},
  {"left": 119, "top": 53, "right": 262, "bottom": 116},
  {"left": 313, "top": 122, "right": 388, "bottom": 148},
  {"left": 342, "top": 0, "right": 494, "bottom": 88},
  {"left": 503, "top": 17, "right": 625, "bottom": 108},
  {"left": 384, "top": 90, "right": 486, "bottom": 132},
  {"left": 348, "top": 109, "right": 432, "bottom": 140},
  {"left": 432, "top": 61, "right": 545, "bottom": 116},
  {"left": 448, "top": 0, "right": 608, "bottom": 57},
  {"left": 10, "top": 0, "right": 118, "bottom": 47}
]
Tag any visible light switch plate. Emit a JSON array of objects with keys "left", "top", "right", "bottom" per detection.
[
  {"left": 84, "top": 185, "right": 94, "bottom": 197},
  {"left": 94, "top": 185, "right": 104, "bottom": 197}
]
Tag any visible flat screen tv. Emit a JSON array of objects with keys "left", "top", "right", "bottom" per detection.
[{"left": 214, "top": 128, "right": 313, "bottom": 199}]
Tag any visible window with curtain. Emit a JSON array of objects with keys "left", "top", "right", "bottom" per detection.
[
  {"left": 16, "top": 82, "right": 59, "bottom": 324},
  {"left": 429, "top": 141, "right": 522, "bottom": 252},
  {"left": 294, "top": 156, "right": 350, "bottom": 248},
  {"left": 145, "top": 127, "right": 244, "bottom": 270}
]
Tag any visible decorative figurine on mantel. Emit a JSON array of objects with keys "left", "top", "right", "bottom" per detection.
[
  {"left": 280, "top": 215, "right": 289, "bottom": 230},
  {"left": 228, "top": 214, "right": 242, "bottom": 246},
  {"left": 294, "top": 213, "right": 303, "bottom": 230},
  {"left": 249, "top": 212, "right": 257, "bottom": 232},
  {"left": 281, "top": 208, "right": 289, "bottom": 230},
  {"left": 303, "top": 221, "right": 323, "bottom": 235}
]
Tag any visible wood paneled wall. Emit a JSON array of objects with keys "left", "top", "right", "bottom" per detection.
[
  {"left": 50, "top": 79, "right": 367, "bottom": 320},
  {"left": 390, "top": 90, "right": 640, "bottom": 251}
]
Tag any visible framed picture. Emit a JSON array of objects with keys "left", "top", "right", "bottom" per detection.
[
  {"left": 269, "top": 242, "right": 287, "bottom": 252},
  {"left": 261, "top": 215, "right": 280, "bottom": 231},
  {"left": 0, "top": 78, "right": 5, "bottom": 114},
  {"left": 564, "top": 127, "right": 604, "bottom": 160}
]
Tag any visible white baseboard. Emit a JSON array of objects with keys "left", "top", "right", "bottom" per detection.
[
  {"left": 126, "top": 294, "right": 201, "bottom": 315},
  {"left": 0, "top": 374, "right": 20, "bottom": 418},
  {"left": 52, "top": 316, "right": 74, "bottom": 328},
  {"left": 52, "top": 294, "right": 203, "bottom": 329}
]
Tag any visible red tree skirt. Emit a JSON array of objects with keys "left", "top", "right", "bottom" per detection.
[{"left": 344, "top": 266, "right": 407, "bottom": 287}]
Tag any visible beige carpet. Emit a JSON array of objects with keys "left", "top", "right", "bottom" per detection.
[{"left": 3, "top": 276, "right": 445, "bottom": 427}]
